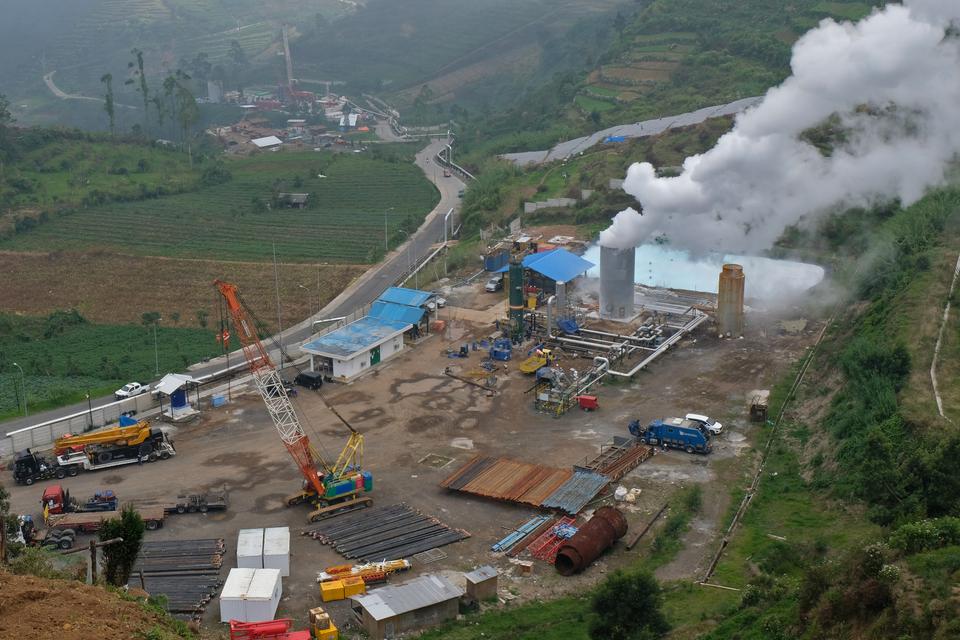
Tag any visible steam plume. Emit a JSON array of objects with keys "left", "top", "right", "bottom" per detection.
[{"left": 600, "top": 0, "right": 960, "bottom": 253}]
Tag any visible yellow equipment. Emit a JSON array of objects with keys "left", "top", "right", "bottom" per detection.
[
  {"left": 519, "top": 349, "right": 553, "bottom": 374},
  {"left": 54, "top": 422, "right": 152, "bottom": 455},
  {"left": 317, "top": 559, "right": 411, "bottom": 583}
]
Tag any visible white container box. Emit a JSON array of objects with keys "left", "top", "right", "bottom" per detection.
[
  {"left": 243, "top": 568, "right": 283, "bottom": 622},
  {"left": 237, "top": 528, "right": 264, "bottom": 569},
  {"left": 219, "top": 568, "right": 282, "bottom": 623},
  {"left": 219, "top": 568, "right": 255, "bottom": 623},
  {"left": 262, "top": 527, "right": 290, "bottom": 577}
]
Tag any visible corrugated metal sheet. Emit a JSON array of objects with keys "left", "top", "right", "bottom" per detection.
[
  {"left": 441, "top": 456, "right": 572, "bottom": 507},
  {"left": 376, "top": 287, "right": 433, "bottom": 307},
  {"left": 495, "top": 248, "right": 595, "bottom": 283},
  {"left": 369, "top": 301, "right": 425, "bottom": 325},
  {"left": 301, "top": 316, "right": 409, "bottom": 358},
  {"left": 540, "top": 471, "right": 610, "bottom": 514},
  {"left": 351, "top": 574, "right": 463, "bottom": 621}
]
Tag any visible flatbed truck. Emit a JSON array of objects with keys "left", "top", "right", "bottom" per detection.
[{"left": 13, "top": 428, "right": 176, "bottom": 485}]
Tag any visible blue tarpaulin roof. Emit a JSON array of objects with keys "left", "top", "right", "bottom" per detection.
[
  {"left": 301, "top": 316, "right": 410, "bottom": 358},
  {"left": 496, "top": 248, "right": 595, "bottom": 283},
  {"left": 377, "top": 287, "right": 433, "bottom": 307},
  {"left": 369, "top": 300, "right": 426, "bottom": 325}
]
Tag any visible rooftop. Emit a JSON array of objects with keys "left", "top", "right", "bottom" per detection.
[
  {"left": 496, "top": 248, "right": 595, "bottom": 283},
  {"left": 351, "top": 574, "right": 463, "bottom": 621},
  {"left": 301, "top": 316, "right": 410, "bottom": 358},
  {"left": 377, "top": 287, "right": 433, "bottom": 308},
  {"left": 464, "top": 565, "right": 498, "bottom": 584},
  {"left": 369, "top": 300, "right": 425, "bottom": 325},
  {"left": 251, "top": 135, "right": 283, "bottom": 148}
]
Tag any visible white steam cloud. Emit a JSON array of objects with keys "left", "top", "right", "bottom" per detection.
[{"left": 600, "top": 0, "right": 960, "bottom": 253}]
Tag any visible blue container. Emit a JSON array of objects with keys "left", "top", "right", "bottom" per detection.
[{"left": 362, "top": 471, "right": 373, "bottom": 492}]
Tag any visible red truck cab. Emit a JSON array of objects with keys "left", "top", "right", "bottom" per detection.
[{"left": 41, "top": 485, "right": 68, "bottom": 515}]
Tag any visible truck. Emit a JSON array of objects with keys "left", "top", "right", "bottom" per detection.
[
  {"left": 115, "top": 381, "right": 149, "bottom": 400},
  {"left": 17, "top": 505, "right": 166, "bottom": 549},
  {"left": 41, "top": 485, "right": 118, "bottom": 516},
  {"left": 163, "top": 486, "right": 229, "bottom": 515},
  {"left": 629, "top": 418, "right": 712, "bottom": 454},
  {"left": 12, "top": 425, "right": 176, "bottom": 485}
]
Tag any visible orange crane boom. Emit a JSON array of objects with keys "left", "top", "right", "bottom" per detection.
[{"left": 215, "top": 279, "right": 326, "bottom": 499}]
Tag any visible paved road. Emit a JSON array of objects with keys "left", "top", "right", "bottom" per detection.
[
  {"left": 2, "top": 139, "right": 463, "bottom": 436},
  {"left": 501, "top": 97, "right": 762, "bottom": 166}
]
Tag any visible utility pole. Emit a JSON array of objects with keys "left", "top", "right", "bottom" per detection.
[
  {"left": 11, "top": 362, "right": 26, "bottom": 416},
  {"left": 153, "top": 319, "right": 162, "bottom": 375},
  {"left": 62, "top": 537, "right": 123, "bottom": 585},
  {"left": 273, "top": 242, "right": 284, "bottom": 369}
]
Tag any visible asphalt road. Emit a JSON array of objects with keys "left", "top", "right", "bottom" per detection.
[
  {"left": 2, "top": 138, "right": 463, "bottom": 436},
  {"left": 501, "top": 97, "right": 762, "bottom": 166}
]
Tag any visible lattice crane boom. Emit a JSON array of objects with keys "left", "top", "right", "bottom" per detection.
[{"left": 214, "top": 279, "right": 327, "bottom": 498}]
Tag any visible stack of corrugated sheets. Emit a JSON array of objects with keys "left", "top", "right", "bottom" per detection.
[{"left": 441, "top": 455, "right": 573, "bottom": 506}]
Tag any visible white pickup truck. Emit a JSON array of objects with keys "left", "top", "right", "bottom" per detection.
[{"left": 114, "top": 382, "right": 149, "bottom": 400}]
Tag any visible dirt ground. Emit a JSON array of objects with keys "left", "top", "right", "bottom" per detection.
[
  {"left": 0, "top": 570, "right": 183, "bottom": 640},
  {"left": 4, "top": 278, "right": 819, "bottom": 637},
  {"left": 0, "top": 250, "right": 365, "bottom": 328}
]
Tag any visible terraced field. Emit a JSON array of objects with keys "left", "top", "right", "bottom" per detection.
[{"left": 0, "top": 151, "right": 439, "bottom": 264}]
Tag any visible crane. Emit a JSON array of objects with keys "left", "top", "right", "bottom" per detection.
[{"left": 215, "top": 279, "right": 372, "bottom": 521}]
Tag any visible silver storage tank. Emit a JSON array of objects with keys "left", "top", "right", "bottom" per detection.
[{"left": 600, "top": 246, "right": 635, "bottom": 320}]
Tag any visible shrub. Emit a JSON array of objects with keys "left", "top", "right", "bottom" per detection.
[{"left": 589, "top": 570, "right": 669, "bottom": 640}]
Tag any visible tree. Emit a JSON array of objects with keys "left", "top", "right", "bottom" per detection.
[
  {"left": 141, "top": 311, "right": 161, "bottom": 332},
  {"left": 589, "top": 570, "right": 670, "bottom": 640},
  {"left": 101, "top": 73, "right": 115, "bottom": 136},
  {"left": 0, "top": 93, "right": 13, "bottom": 180},
  {"left": 99, "top": 506, "right": 144, "bottom": 585},
  {"left": 170, "top": 312, "right": 180, "bottom": 325},
  {"left": 125, "top": 48, "right": 151, "bottom": 130},
  {"left": 196, "top": 309, "right": 209, "bottom": 328}
]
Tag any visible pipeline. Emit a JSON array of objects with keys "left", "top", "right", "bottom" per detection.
[{"left": 555, "top": 507, "right": 627, "bottom": 576}]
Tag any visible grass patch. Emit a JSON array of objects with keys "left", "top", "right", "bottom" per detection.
[
  {"left": 417, "top": 596, "right": 591, "bottom": 640},
  {"left": 0, "top": 311, "right": 218, "bottom": 418}
]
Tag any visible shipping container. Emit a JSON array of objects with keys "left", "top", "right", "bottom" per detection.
[
  {"left": 263, "top": 526, "right": 290, "bottom": 577},
  {"left": 237, "top": 528, "right": 264, "bottom": 569},
  {"left": 219, "top": 568, "right": 282, "bottom": 623}
]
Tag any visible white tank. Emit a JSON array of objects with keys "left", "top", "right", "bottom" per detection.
[{"left": 600, "top": 246, "right": 635, "bottom": 320}]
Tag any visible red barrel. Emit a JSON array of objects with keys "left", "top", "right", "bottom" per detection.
[{"left": 554, "top": 507, "right": 627, "bottom": 576}]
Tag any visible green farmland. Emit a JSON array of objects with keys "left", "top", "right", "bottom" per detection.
[
  {"left": 0, "top": 311, "right": 219, "bottom": 420},
  {"left": 1, "top": 150, "right": 439, "bottom": 264}
]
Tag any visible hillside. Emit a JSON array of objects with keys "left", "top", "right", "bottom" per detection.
[
  {"left": 0, "top": 569, "right": 193, "bottom": 640},
  {"left": 451, "top": 0, "right": 883, "bottom": 163}
]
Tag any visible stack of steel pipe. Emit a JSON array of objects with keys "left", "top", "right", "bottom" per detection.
[
  {"left": 303, "top": 504, "right": 469, "bottom": 561},
  {"left": 129, "top": 538, "right": 225, "bottom": 616},
  {"left": 554, "top": 507, "right": 627, "bottom": 576}
]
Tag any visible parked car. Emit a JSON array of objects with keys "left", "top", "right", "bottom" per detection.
[
  {"left": 443, "top": 169, "right": 451, "bottom": 177},
  {"left": 457, "top": 189, "right": 465, "bottom": 198},
  {"left": 294, "top": 371, "right": 324, "bottom": 390},
  {"left": 115, "top": 382, "right": 149, "bottom": 400},
  {"left": 684, "top": 413, "right": 723, "bottom": 435},
  {"left": 485, "top": 274, "right": 504, "bottom": 292}
]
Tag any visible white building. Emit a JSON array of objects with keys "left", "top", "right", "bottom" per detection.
[{"left": 301, "top": 316, "right": 410, "bottom": 381}]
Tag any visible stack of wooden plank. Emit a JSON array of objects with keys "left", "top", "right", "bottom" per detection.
[
  {"left": 577, "top": 436, "right": 653, "bottom": 480},
  {"left": 303, "top": 504, "right": 469, "bottom": 561},
  {"left": 129, "top": 538, "right": 225, "bottom": 619}
]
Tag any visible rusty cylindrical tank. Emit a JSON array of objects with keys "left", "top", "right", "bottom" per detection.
[
  {"left": 555, "top": 506, "right": 628, "bottom": 576},
  {"left": 716, "top": 263, "right": 745, "bottom": 337}
]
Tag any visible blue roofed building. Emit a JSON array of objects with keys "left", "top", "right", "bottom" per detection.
[
  {"left": 496, "top": 248, "right": 595, "bottom": 293},
  {"left": 301, "top": 287, "right": 436, "bottom": 381}
]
